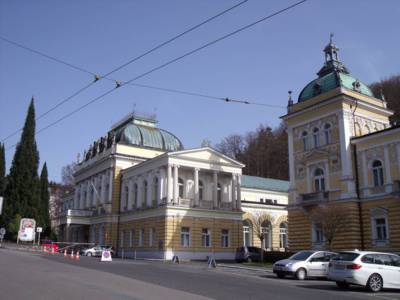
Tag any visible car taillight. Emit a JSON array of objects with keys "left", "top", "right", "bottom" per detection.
[{"left": 346, "top": 264, "right": 362, "bottom": 270}]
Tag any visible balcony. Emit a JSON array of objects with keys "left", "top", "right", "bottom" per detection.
[
  {"left": 301, "top": 191, "right": 329, "bottom": 205},
  {"left": 66, "top": 209, "right": 93, "bottom": 217}
]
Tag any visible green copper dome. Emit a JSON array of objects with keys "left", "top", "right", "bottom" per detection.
[
  {"left": 114, "top": 115, "right": 183, "bottom": 151},
  {"left": 298, "top": 36, "right": 374, "bottom": 102}
]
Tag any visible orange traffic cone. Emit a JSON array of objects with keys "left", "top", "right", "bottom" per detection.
[
  {"left": 70, "top": 250, "right": 74, "bottom": 259},
  {"left": 75, "top": 251, "right": 80, "bottom": 260},
  {"left": 64, "top": 249, "right": 67, "bottom": 257}
]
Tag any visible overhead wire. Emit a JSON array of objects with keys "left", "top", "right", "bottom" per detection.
[
  {"left": 0, "top": 0, "right": 250, "bottom": 142},
  {"left": 5, "top": 0, "right": 307, "bottom": 151}
]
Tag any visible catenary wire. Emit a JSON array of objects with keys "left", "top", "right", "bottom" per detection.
[
  {"left": 0, "top": 0, "right": 249, "bottom": 142},
  {"left": 5, "top": 0, "right": 307, "bottom": 151}
]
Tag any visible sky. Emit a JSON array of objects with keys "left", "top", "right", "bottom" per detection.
[{"left": 0, "top": 0, "right": 399, "bottom": 182}]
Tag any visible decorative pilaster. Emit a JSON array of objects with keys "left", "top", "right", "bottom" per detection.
[
  {"left": 147, "top": 173, "right": 153, "bottom": 207},
  {"left": 236, "top": 174, "right": 242, "bottom": 210},
  {"left": 360, "top": 151, "right": 369, "bottom": 196},
  {"left": 384, "top": 145, "right": 392, "bottom": 192},
  {"left": 167, "top": 164, "right": 173, "bottom": 203},
  {"left": 231, "top": 175, "right": 237, "bottom": 210},
  {"left": 213, "top": 171, "right": 218, "bottom": 208},
  {"left": 173, "top": 165, "right": 179, "bottom": 204},
  {"left": 127, "top": 179, "right": 133, "bottom": 210},
  {"left": 194, "top": 168, "right": 199, "bottom": 206}
]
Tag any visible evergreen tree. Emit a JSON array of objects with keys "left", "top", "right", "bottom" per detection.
[
  {"left": 2, "top": 98, "right": 40, "bottom": 236},
  {"left": 39, "top": 162, "right": 50, "bottom": 236},
  {"left": 0, "top": 143, "right": 5, "bottom": 196}
]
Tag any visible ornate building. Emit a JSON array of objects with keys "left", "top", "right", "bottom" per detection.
[
  {"left": 58, "top": 113, "right": 288, "bottom": 259},
  {"left": 282, "top": 37, "right": 399, "bottom": 252}
]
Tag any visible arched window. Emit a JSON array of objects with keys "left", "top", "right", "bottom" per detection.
[
  {"left": 314, "top": 168, "right": 325, "bottom": 192},
  {"left": 243, "top": 220, "right": 252, "bottom": 247},
  {"left": 261, "top": 221, "right": 272, "bottom": 250},
  {"left": 313, "top": 127, "right": 320, "bottom": 147},
  {"left": 199, "top": 180, "right": 204, "bottom": 201},
  {"left": 302, "top": 131, "right": 308, "bottom": 151},
  {"left": 152, "top": 177, "right": 158, "bottom": 204},
  {"left": 178, "top": 178, "right": 184, "bottom": 198},
  {"left": 143, "top": 180, "right": 148, "bottom": 204},
  {"left": 280, "top": 223, "right": 288, "bottom": 249},
  {"left": 372, "top": 160, "right": 384, "bottom": 187},
  {"left": 217, "top": 183, "right": 222, "bottom": 203},
  {"left": 324, "top": 123, "right": 332, "bottom": 144}
]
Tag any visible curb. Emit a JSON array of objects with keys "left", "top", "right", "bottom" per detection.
[{"left": 217, "top": 263, "right": 273, "bottom": 273}]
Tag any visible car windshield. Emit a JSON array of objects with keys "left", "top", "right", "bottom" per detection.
[
  {"left": 332, "top": 252, "right": 360, "bottom": 261},
  {"left": 289, "top": 251, "right": 314, "bottom": 261}
]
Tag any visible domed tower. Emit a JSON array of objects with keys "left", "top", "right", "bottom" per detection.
[{"left": 281, "top": 36, "right": 393, "bottom": 251}]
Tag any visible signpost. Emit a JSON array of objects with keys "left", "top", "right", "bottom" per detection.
[
  {"left": 100, "top": 249, "right": 112, "bottom": 262},
  {"left": 17, "top": 218, "right": 36, "bottom": 244},
  {"left": 36, "top": 227, "right": 43, "bottom": 246},
  {"left": 0, "top": 197, "right": 3, "bottom": 215},
  {"left": 0, "top": 227, "right": 5, "bottom": 247}
]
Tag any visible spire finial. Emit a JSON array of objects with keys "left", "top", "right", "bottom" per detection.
[
  {"left": 329, "top": 32, "right": 334, "bottom": 44},
  {"left": 287, "top": 90, "right": 293, "bottom": 108}
]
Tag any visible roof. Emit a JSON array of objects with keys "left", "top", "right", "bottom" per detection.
[
  {"left": 241, "top": 175, "right": 289, "bottom": 193},
  {"left": 115, "top": 115, "right": 183, "bottom": 151},
  {"left": 298, "top": 71, "right": 373, "bottom": 102}
]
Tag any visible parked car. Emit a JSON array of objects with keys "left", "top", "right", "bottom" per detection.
[
  {"left": 273, "top": 250, "right": 337, "bottom": 280},
  {"left": 235, "top": 246, "right": 268, "bottom": 263},
  {"left": 82, "top": 245, "right": 115, "bottom": 257},
  {"left": 328, "top": 251, "right": 400, "bottom": 292},
  {"left": 41, "top": 240, "right": 59, "bottom": 253}
]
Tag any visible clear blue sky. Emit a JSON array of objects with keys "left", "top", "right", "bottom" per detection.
[{"left": 1, "top": 0, "right": 399, "bottom": 182}]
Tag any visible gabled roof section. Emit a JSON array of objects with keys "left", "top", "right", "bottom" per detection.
[
  {"left": 168, "top": 147, "right": 245, "bottom": 168},
  {"left": 241, "top": 175, "right": 289, "bottom": 193}
]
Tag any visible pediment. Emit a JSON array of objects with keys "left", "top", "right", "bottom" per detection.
[{"left": 169, "top": 147, "right": 244, "bottom": 167}]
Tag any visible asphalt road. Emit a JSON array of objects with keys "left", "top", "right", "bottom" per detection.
[{"left": 1, "top": 247, "right": 399, "bottom": 300}]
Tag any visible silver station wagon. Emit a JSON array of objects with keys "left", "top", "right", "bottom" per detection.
[{"left": 273, "top": 250, "right": 337, "bottom": 280}]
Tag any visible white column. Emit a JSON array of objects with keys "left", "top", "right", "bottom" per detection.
[
  {"left": 86, "top": 181, "right": 91, "bottom": 208},
  {"left": 108, "top": 170, "right": 113, "bottom": 204},
  {"left": 167, "top": 165, "right": 173, "bottom": 203},
  {"left": 80, "top": 183, "right": 85, "bottom": 209},
  {"left": 100, "top": 173, "right": 106, "bottom": 204},
  {"left": 338, "top": 111, "right": 356, "bottom": 197},
  {"left": 287, "top": 127, "right": 297, "bottom": 203},
  {"left": 173, "top": 165, "right": 179, "bottom": 204},
  {"left": 74, "top": 188, "right": 79, "bottom": 209},
  {"left": 384, "top": 145, "right": 392, "bottom": 192},
  {"left": 236, "top": 174, "right": 242, "bottom": 210},
  {"left": 213, "top": 171, "right": 218, "bottom": 208},
  {"left": 136, "top": 178, "right": 143, "bottom": 209},
  {"left": 94, "top": 176, "right": 100, "bottom": 207},
  {"left": 147, "top": 174, "right": 153, "bottom": 207},
  {"left": 127, "top": 179, "right": 133, "bottom": 210},
  {"left": 158, "top": 174, "right": 163, "bottom": 205},
  {"left": 194, "top": 168, "right": 199, "bottom": 206},
  {"left": 231, "top": 175, "right": 237, "bottom": 210}
]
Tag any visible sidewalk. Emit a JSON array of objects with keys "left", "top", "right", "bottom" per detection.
[{"left": 217, "top": 262, "right": 273, "bottom": 273}]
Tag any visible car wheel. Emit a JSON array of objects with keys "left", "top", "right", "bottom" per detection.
[
  {"left": 295, "top": 268, "right": 307, "bottom": 280},
  {"left": 87, "top": 252, "right": 92, "bottom": 257},
  {"left": 367, "top": 273, "right": 383, "bottom": 293},
  {"left": 277, "top": 273, "right": 285, "bottom": 279},
  {"left": 336, "top": 282, "right": 349, "bottom": 289}
]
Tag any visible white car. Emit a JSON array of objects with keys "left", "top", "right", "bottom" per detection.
[
  {"left": 328, "top": 251, "right": 400, "bottom": 292},
  {"left": 273, "top": 250, "right": 337, "bottom": 280}
]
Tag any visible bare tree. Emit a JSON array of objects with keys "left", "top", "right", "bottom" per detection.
[
  {"left": 249, "top": 211, "right": 272, "bottom": 263},
  {"left": 310, "top": 205, "right": 350, "bottom": 250},
  {"left": 61, "top": 162, "right": 77, "bottom": 187}
]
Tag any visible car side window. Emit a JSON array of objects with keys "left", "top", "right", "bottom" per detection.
[
  {"left": 310, "top": 252, "right": 325, "bottom": 262},
  {"left": 374, "top": 254, "right": 391, "bottom": 265},
  {"left": 361, "top": 254, "right": 374, "bottom": 264},
  {"left": 390, "top": 256, "right": 400, "bottom": 267}
]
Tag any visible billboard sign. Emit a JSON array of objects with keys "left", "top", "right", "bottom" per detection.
[{"left": 18, "top": 218, "right": 36, "bottom": 242}]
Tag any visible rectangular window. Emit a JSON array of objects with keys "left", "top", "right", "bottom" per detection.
[
  {"left": 139, "top": 228, "right": 144, "bottom": 247},
  {"left": 201, "top": 228, "right": 211, "bottom": 247},
  {"left": 149, "top": 228, "right": 156, "bottom": 247},
  {"left": 221, "top": 229, "right": 229, "bottom": 248},
  {"left": 375, "top": 218, "right": 387, "bottom": 241},
  {"left": 181, "top": 227, "right": 190, "bottom": 247}
]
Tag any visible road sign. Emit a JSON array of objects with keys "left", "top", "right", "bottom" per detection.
[
  {"left": 0, "top": 228, "right": 5, "bottom": 235},
  {"left": 0, "top": 197, "right": 3, "bottom": 215},
  {"left": 100, "top": 250, "right": 112, "bottom": 262},
  {"left": 36, "top": 227, "right": 43, "bottom": 233}
]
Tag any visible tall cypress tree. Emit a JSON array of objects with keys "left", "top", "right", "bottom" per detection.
[
  {"left": 39, "top": 162, "right": 50, "bottom": 236},
  {"left": 0, "top": 143, "right": 5, "bottom": 196},
  {"left": 3, "top": 98, "right": 40, "bottom": 235}
]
